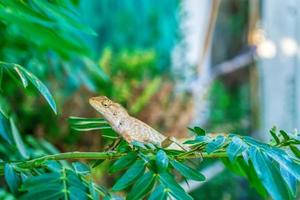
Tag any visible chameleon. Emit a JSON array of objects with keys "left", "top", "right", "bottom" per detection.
[{"left": 89, "top": 96, "right": 189, "bottom": 150}]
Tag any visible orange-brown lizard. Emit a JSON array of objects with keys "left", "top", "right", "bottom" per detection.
[{"left": 89, "top": 96, "right": 189, "bottom": 150}]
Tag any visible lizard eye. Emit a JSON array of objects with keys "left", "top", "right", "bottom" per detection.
[{"left": 102, "top": 100, "right": 110, "bottom": 107}]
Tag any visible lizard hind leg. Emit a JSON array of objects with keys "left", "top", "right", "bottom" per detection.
[{"left": 162, "top": 136, "right": 190, "bottom": 151}]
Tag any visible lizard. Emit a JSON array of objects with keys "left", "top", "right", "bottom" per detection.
[{"left": 89, "top": 96, "right": 189, "bottom": 150}]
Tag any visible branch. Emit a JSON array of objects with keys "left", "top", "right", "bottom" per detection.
[{"left": 0, "top": 150, "right": 228, "bottom": 174}]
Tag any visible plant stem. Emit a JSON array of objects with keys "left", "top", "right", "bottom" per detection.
[{"left": 0, "top": 150, "right": 228, "bottom": 174}]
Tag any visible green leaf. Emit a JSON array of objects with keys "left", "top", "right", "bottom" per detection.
[
  {"left": 0, "top": 96, "right": 11, "bottom": 118},
  {"left": 0, "top": 113, "right": 12, "bottom": 144},
  {"left": 112, "top": 160, "right": 145, "bottom": 191},
  {"left": 170, "top": 160, "right": 205, "bottom": 181},
  {"left": 226, "top": 136, "right": 248, "bottom": 161},
  {"left": 159, "top": 172, "right": 193, "bottom": 200},
  {"left": 279, "top": 130, "right": 290, "bottom": 141},
  {"left": 91, "top": 159, "right": 106, "bottom": 168},
  {"left": 270, "top": 127, "right": 280, "bottom": 144},
  {"left": 289, "top": 145, "right": 300, "bottom": 158},
  {"left": 126, "top": 171, "right": 156, "bottom": 200},
  {"left": 9, "top": 117, "right": 29, "bottom": 159},
  {"left": 0, "top": 62, "right": 57, "bottom": 114},
  {"left": 206, "top": 135, "right": 226, "bottom": 154},
  {"left": 109, "top": 152, "right": 137, "bottom": 173},
  {"left": 188, "top": 126, "right": 205, "bottom": 136},
  {"left": 69, "top": 117, "right": 111, "bottom": 131},
  {"left": 18, "top": 66, "right": 57, "bottom": 114},
  {"left": 266, "top": 148, "right": 300, "bottom": 180},
  {"left": 4, "top": 164, "right": 20, "bottom": 194},
  {"left": 69, "top": 186, "right": 88, "bottom": 200},
  {"left": 249, "top": 147, "right": 291, "bottom": 200},
  {"left": 148, "top": 185, "right": 168, "bottom": 200},
  {"left": 22, "top": 173, "right": 60, "bottom": 190},
  {"left": 280, "top": 166, "right": 297, "bottom": 197},
  {"left": 156, "top": 150, "right": 169, "bottom": 172},
  {"left": 72, "top": 162, "right": 90, "bottom": 175}
]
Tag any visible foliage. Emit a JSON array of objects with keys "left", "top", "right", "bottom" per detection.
[
  {"left": 2, "top": 108, "right": 300, "bottom": 199},
  {"left": 0, "top": 1, "right": 300, "bottom": 200}
]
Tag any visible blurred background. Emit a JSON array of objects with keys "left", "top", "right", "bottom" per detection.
[{"left": 1, "top": 0, "right": 300, "bottom": 199}]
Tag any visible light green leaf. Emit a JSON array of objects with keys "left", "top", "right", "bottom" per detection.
[
  {"left": 206, "top": 135, "right": 226, "bottom": 154},
  {"left": 226, "top": 136, "right": 248, "bottom": 161},
  {"left": 280, "top": 166, "right": 297, "bottom": 197},
  {"left": 72, "top": 162, "right": 90, "bottom": 175},
  {"left": 156, "top": 150, "right": 169, "bottom": 172},
  {"left": 112, "top": 160, "right": 145, "bottom": 191},
  {"left": 69, "top": 117, "right": 111, "bottom": 131},
  {"left": 170, "top": 160, "right": 205, "bottom": 181},
  {"left": 249, "top": 147, "right": 292, "bottom": 200},
  {"left": 266, "top": 148, "right": 300, "bottom": 180}
]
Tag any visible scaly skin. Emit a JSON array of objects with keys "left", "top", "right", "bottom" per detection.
[{"left": 89, "top": 96, "right": 187, "bottom": 150}]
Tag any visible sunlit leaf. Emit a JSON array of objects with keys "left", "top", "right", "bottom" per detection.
[
  {"left": 226, "top": 136, "right": 247, "bottom": 161},
  {"left": 206, "top": 135, "right": 226, "bottom": 154},
  {"left": 249, "top": 147, "right": 291, "bottom": 200},
  {"left": 156, "top": 150, "right": 169, "bottom": 172}
]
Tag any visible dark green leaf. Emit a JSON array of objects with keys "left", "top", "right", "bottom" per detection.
[
  {"left": 91, "top": 159, "right": 106, "bottom": 168},
  {"left": 148, "top": 185, "right": 168, "bottom": 200},
  {"left": 193, "top": 127, "right": 206, "bottom": 136},
  {"left": 109, "top": 152, "right": 137, "bottom": 173},
  {"left": 22, "top": 173, "right": 60, "bottom": 190},
  {"left": 18, "top": 66, "right": 57, "bottom": 114},
  {"left": 0, "top": 96, "right": 10, "bottom": 118},
  {"left": 69, "top": 186, "right": 88, "bottom": 200},
  {"left": 4, "top": 164, "right": 20, "bottom": 194},
  {"left": 112, "top": 160, "right": 145, "bottom": 191},
  {"left": 156, "top": 150, "right": 169, "bottom": 172},
  {"left": 289, "top": 145, "right": 300, "bottom": 158},
  {"left": 270, "top": 127, "right": 280, "bottom": 144},
  {"left": 126, "top": 171, "right": 156, "bottom": 200},
  {"left": 170, "top": 160, "right": 205, "bottom": 181},
  {"left": 10, "top": 117, "right": 29, "bottom": 159},
  {"left": 279, "top": 130, "right": 290, "bottom": 141},
  {"left": 159, "top": 172, "right": 193, "bottom": 200},
  {"left": 188, "top": 127, "right": 205, "bottom": 136},
  {"left": 0, "top": 113, "right": 12, "bottom": 144}
]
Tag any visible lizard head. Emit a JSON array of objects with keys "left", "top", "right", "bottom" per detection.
[{"left": 89, "top": 96, "right": 129, "bottom": 125}]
